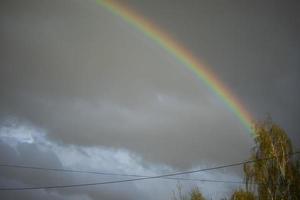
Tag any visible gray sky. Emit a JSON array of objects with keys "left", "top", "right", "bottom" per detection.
[{"left": 0, "top": 0, "right": 299, "bottom": 199}]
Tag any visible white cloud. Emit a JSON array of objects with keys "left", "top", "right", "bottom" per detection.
[
  {"left": 0, "top": 118, "right": 46, "bottom": 147},
  {"left": 0, "top": 120, "right": 244, "bottom": 199}
]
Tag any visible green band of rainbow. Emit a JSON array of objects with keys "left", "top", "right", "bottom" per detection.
[{"left": 96, "top": 0, "right": 253, "bottom": 134}]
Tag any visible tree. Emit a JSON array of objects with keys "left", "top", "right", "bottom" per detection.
[
  {"left": 171, "top": 119, "right": 299, "bottom": 200},
  {"left": 190, "top": 187, "right": 206, "bottom": 200},
  {"left": 231, "top": 189, "right": 256, "bottom": 200},
  {"left": 243, "top": 119, "right": 300, "bottom": 200},
  {"left": 172, "top": 184, "right": 205, "bottom": 200},
  {"left": 172, "top": 183, "right": 188, "bottom": 200}
]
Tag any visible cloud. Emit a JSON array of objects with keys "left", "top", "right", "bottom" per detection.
[
  {"left": 128, "top": 0, "right": 300, "bottom": 144},
  {"left": 0, "top": 178, "right": 92, "bottom": 200},
  {"left": 1, "top": 0, "right": 299, "bottom": 199},
  {"left": 0, "top": 0, "right": 254, "bottom": 170},
  {"left": 0, "top": 120, "right": 243, "bottom": 199}
]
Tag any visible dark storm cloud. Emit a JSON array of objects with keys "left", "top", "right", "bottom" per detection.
[
  {"left": 0, "top": 0, "right": 299, "bottom": 199},
  {"left": 125, "top": 0, "right": 300, "bottom": 144},
  {"left": 0, "top": 0, "right": 254, "bottom": 170}
]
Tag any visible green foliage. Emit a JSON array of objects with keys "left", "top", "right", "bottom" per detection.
[
  {"left": 190, "top": 187, "right": 206, "bottom": 200},
  {"left": 172, "top": 184, "right": 205, "bottom": 200},
  {"left": 171, "top": 118, "right": 299, "bottom": 200},
  {"left": 231, "top": 189, "right": 256, "bottom": 200},
  {"left": 243, "top": 119, "right": 300, "bottom": 200}
]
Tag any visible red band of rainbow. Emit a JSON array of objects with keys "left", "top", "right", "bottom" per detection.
[{"left": 97, "top": 0, "right": 254, "bottom": 134}]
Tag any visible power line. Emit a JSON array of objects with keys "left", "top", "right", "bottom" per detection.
[
  {"left": 2, "top": 151, "right": 298, "bottom": 177},
  {"left": 0, "top": 163, "right": 245, "bottom": 184},
  {"left": 0, "top": 178, "right": 245, "bottom": 191},
  {"left": 0, "top": 164, "right": 141, "bottom": 177},
  {"left": 0, "top": 151, "right": 298, "bottom": 191}
]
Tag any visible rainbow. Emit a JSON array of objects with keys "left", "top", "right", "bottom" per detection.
[{"left": 96, "top": 0, "right": 253, "bottom": 134}]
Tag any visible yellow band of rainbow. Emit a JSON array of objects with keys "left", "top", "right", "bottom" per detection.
[{"left": 97, "top": 0, "right": 253, "bottom": 134}]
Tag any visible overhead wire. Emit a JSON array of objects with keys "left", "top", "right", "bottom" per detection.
[
  {"left": 0, "top": 151, "right": 298, "bottom": 191},
  {"left": 0, "top": 163, "right": 246, "bottom": 185}
]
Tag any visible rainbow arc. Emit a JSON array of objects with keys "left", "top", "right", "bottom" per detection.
[{"left": 97, "top": 0, "right": 253, "bottom": 134}]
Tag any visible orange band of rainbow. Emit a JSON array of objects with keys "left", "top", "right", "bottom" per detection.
[{"left": 97, "top": 0, "right": 253, "bottom": 134}]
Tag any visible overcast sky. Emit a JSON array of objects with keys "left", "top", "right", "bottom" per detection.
[{"left": 0, "top": 0, "right": 299, "bottom": 199}]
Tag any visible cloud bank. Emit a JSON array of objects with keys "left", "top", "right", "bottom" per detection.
[{"left": 0, "top": 120, "right": 242, "bottom": 199}]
